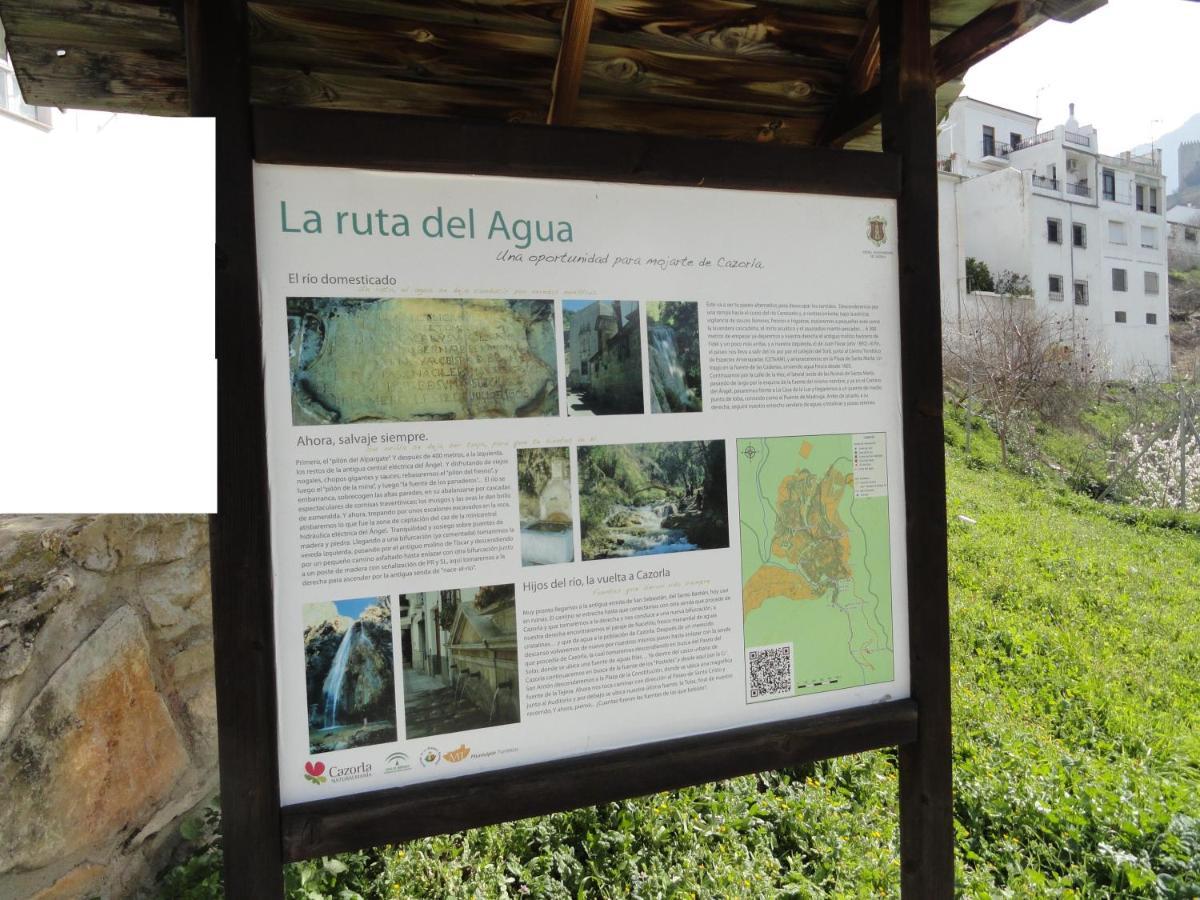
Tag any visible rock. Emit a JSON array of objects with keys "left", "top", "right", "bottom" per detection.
[
  {"left": 0, "top": 606, "right": 189, "bottom": 874},
  {"left": 29, "top": 863, "right": 107, "bottom": 900},
  {"left": 288, "top": 297, "right": 558, "bottom": 423},
  {"left": 956, "top": 514, "right": 977, "bottom": 525}
]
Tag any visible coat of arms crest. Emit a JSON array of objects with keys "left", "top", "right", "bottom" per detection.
[{"left": 867, "top": 215, "right": 887, "bottom": 247}]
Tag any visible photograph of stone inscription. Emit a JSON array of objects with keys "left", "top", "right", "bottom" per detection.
[
  {"left": 517, "top": 446, "right": 574, "bottom": 566},
  {"left": 562, "top": 299, "right": 645, "bottom": 416},
  {"left": 577, "top": 440, "right": 729, "bottom": 561},
  {"left": 287, "top": 297, "right": 559, "bottom": 424},
  {"left": 304, "top": 596, "right": 397, "bottom": 754},
  {"left": 647, "top": 301, "right": 703, "bottom": 413},
  {"left": 399, "top": 584, "right": 520, "bottom": 740}
]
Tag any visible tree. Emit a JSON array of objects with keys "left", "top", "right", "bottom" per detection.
[
  {"left": 944, "top": 299, "right": 1096, "bottom": 466},
  {"left": 965, "top": 257, "right": 995, "bottom": 293}
]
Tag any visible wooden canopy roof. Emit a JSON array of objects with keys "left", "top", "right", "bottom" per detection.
[{"left": 0, "top": 0, "right": 1104, "bottom": 147}]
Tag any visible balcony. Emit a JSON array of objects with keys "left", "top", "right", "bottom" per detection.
[
  {"left": 981, "top": 139, "right": 1011, "bottom": 161},
  {"left": 1032, "top": 174, "right": 1060, "bottom": 192},
  {"left": 1012, "top": 130, "right": 1055, "bottom": 152},
  {"left": 1065, "top": 181, "right": 1092, "bottom": 199},
  {"left": 1065, "top": 130, "right": 1092, "bottom": 148}
]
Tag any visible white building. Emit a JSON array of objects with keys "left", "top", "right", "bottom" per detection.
[
  {"left": 1166, "top": 204, "right": 1200, "bottom": 271},
  {"left": 938, "top": 97, "right": 1171, "bottom": 379}
]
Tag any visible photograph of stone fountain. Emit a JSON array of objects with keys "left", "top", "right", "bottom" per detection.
[
  {"left": 562, "top": 299, "right": 644, "bottom": 416},
  {"left": 647, "top": 301, "right": 703, "bottom": 414},
  {"left": 517, "top": 446, "right": 575, "bottom": 566},
  {"left": 304, "top": 597, "right": 397, "bottom": 754},
  {"left": 287, "top": 297, "right": 559, "bottom": 424},
  {"left": 399, "top": 584, "right": 520, "bottom": 741},
  {"left": 577, "top": 440, "right": 729, "bottom": 561}
]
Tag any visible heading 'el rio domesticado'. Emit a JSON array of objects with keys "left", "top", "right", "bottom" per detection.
[{"left": 279, "top": 200, "right": 573, "bottom": 250}]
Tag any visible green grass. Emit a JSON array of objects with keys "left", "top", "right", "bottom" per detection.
[{"left": 160, "top": 448, "right": 1200, "bottom": 899}]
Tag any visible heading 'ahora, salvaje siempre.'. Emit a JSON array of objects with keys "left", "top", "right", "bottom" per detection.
[{"left": 279, "top": 200, "right": 573, "bottom": 249}]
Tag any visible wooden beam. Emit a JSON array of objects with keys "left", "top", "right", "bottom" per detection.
[
  {"left": 818, "top": 0, "right": 1044, "bottom": 147},
  {"left": 183, "top": 0, "right": 286, "bottom": 896},
  {"left": 878, "top": 0, "right": 955, "bottom": 897},
  {"left": 846, "top": 0, "right": 880, "bottom": 94},
  {"left": 252, "top": 105, "right": 901, "bottom": 197},
  {"left": 281, "top": 700, "right": 919, "bottom": 861},
  {"left": 931, "top": 0, "right": 1040, "bottom": 83},
  {"left": 547, "top": 0, "right": 595, "bottom": 125}
]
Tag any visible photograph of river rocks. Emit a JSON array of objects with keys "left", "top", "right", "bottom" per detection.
[
  {"left": 287, "top": 297, "right": 559, "bottom": 424},
  {"left": 517, "top": 446, "right": 575, "bottom": 566},
  {"left": 562, "top": 299, "right": 644, "bottom": 416},
  {"left": 578, "top": 440, "right": 729, "bottom": 561},
  {"left": 647, "top": 301, "right": 703, "bottom": 413},
  {"left": 400, "top": 585, "right": 520, "bottom": 741},
  {"left": 304, "top": 597, "right": 398, "bottom": 754}
]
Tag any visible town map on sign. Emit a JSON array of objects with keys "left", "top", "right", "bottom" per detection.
[{"left": 738, "top": 434, "right": 894, "bottom": 702}]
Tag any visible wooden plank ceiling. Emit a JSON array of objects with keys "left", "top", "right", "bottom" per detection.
[{"left": 0, "top": 0, "right": 1105, "bottom": 146}]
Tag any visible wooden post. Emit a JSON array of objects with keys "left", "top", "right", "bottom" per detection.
[
  {"left": 878, "top": 1, "right": 956, "bottom": 897},
  {"left": 183, "top": 0, "right": 286, "bottom": 896}
]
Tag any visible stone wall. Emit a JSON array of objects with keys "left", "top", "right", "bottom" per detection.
[{"left": 0, "top": 515, "right": 216, "bottom": 899}]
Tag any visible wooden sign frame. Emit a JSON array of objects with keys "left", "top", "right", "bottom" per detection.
[{"left": 189, "top": 1, "right": 952, "bottom": 896}]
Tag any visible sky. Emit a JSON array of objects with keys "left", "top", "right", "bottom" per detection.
[{"left": 962, "top": 0, "right": 1199, "bottom": 155}]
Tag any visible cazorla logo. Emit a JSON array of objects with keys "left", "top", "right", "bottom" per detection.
[
  {"left": 303, "top": 760, "right": 327, "bottom": 785},
  {"left": 867, "top": 215, "right": 887, "bottom": 247}
]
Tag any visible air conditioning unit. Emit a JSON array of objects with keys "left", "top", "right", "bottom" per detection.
[{"left": 1066, "top": 159, "right": 1078, "bottom": 172}]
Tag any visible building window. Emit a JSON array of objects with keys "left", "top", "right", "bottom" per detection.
[
  {"left": 1141, "top": 225, "right": 1157, "bottom": 249},
  {"left": 1145, "top": 271, "right": 1160, "bottom": 294},
  {"left": 1048, "top": 274, "right": 1064, "bottom": 299},
  {"left": 1186, "top": 228, "right": 1198, "bottom": 243},
  {"left": 0, "top": 49, "right": 51, "bottom": 124},
  {"left": 1073, "top": 280, "right": 1089, "bottom": 305},
  {"left": 1010, "top": 131, "right": 1022, "bottom": 148},
  {"left": 1102, "top": 168, "right": 1116, "bottom": 201},
  {"left": 1047, "top": 218, "right": 1062, "bottom": 244},
  {"left": 1146, "top": 313, "right": 1157, "bottom": 325},
  {"left": 982, "top": 125, "right": 996, "bottom": 157},
  {"left": 1112, "top": 268, "right": 1127, "bottom": 291},
  {"left": 1073, "top": 222, "right": 1086, "bottom": 248},
  {"left": 1108, "top": 220, "right": 1126, "bottom": 244},
  {"left": 1136, "top": 184, "right": 1144, "bottom": 211},
  {"left": 1115, "top": 311, "right": 1127, "bottom": 323},
  {"left": 1150, "top": 187, "right": 1159, "bottom": 214}
]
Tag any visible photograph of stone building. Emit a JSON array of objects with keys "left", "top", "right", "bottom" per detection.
[
  {"left": 562, "top": 299, "right": 644, "bottom": 416},
  {"left": 517, "top": 446, "right": 574, "bottom": 566},
  {"left": 399, "top": 584, "right": 519, "bottom": 740},
  {"left": 288, "top": 297, "right": 558, "bottom": 424},
  {"left": 647, "top": 301, "right": 703, "bottom": 413},
  {"left": 303, "top": 597, "right": 397, "bottom": 753}
]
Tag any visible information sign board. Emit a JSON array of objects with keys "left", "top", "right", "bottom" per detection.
[{"left": 253, "top": 166, "right": 910, "bottom": 805}]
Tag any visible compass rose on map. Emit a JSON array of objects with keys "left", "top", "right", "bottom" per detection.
[{"left": 742, "top": 445, "right": 758, "bottom": 460}]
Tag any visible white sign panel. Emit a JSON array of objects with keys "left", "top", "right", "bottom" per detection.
[{"left": 253, "top": 165, "right": 909, "bottom": 804}]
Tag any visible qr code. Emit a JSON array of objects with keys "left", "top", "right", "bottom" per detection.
[{"left": 748, "top": 643, "right": 794, "bottom": 700}]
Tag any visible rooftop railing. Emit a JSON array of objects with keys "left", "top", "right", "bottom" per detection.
[
  {"left": 1065, "top": 130, "right": 1092, "bottom": 147},
  {"left": 1012, "top": 130, "right": 1055, "bottom": 152}
]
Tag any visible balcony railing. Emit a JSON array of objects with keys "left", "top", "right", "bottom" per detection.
[
  {"left": 1065, "top": 181, "right": 1092, "bottom": 198},
  {"left": 982, "top": 139, "right": 1011, "bottom": 158},
  {"left": 1012, "top": 130, "right": 1055, "bottom": 152},
  {"left": 1065, "top": 130, "right": 1092, "bottom": 147},
  {"left": 937, "top": 156, "right": 953, "bottom": 173},
  {"left": 1032, "top": 174, "right": 1060, "bottom": 191}
]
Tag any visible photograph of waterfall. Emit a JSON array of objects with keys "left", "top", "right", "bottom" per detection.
[
  {"left": 647, "top": 301, "right": 703, "bottom": 413},
  {"left": 303, "top": 597, "right": 397, "bottom": 754},
  {"left": 399, "top": 585, "right": 520, "bottom": 740},
  {"left": 561, "top": 299, "right": 645, "bottom": 416},
  {"left": 577, "top": 440, "right": 729, "bottom": 561},
  {"left": 517, "top": 446, "right": 575, "bottom": 566}
]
